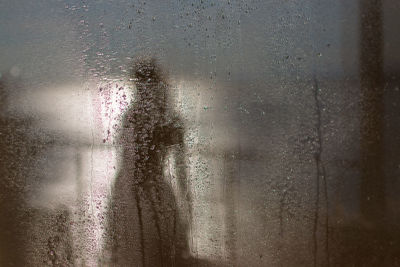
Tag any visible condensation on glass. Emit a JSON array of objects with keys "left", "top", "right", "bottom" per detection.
[{"left": 0, "top": 0, "right": 400, "bottom": 266}]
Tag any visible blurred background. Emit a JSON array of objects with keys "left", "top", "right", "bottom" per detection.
[{"left": 1, "top": 0, "right": 400, "bottom": 266}]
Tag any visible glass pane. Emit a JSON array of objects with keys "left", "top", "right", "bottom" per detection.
[{"left": 1, "top": 0, "right": 399, "bottom": 266}]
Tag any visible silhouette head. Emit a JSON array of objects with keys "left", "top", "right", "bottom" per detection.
[
  {"left": 131, "top": 58, "right": 162, "bottom": 84},
  {"left": 130, "top": 58, "right": 169, "bottom": 105}
]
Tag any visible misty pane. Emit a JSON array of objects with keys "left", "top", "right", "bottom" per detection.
[{"left": 1, "top": 0, "right": 400, "bottom": 266}]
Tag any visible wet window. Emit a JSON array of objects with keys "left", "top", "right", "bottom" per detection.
[{"left": 1, "top": 0, "right": 400, "bottom": 266}]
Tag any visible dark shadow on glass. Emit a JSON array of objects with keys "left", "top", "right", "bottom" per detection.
[
  {"left": 105, "top": 59, "right": 209, "bottom": 266},
  {"left": 0, "top": 75, "right": 28, "bottom": 266},
  {"left": 330, "top": 1, "right": 400, "bottom": 265}
]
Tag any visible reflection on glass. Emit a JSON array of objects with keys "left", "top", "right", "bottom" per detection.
[{"left": 106, "top": 59, "right": 194, "bottom": 266}]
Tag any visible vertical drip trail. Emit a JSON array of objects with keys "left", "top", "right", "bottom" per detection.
[
  {"left": 135, "top": 190, "right": 146, "bottom": 267},
  {"left": 312, "top": 77, "right": 330, "bottom": 266},
  {"left": 278, "top": 181, "right": 289, "bottom": 267},
  {"left": 90, "top": 128, "right": 95, "bottom": 217},
  {"left": 279, "top": 187, "right": 288, "bottom": 239},
  {"left": 88, "top": 88, "right": 96, "bottom": 218},
  {"left": 312, "top": 151, "right": 320, "bottom": 267},
  {"left": 166, "top": 157, "right": 178, "bottom": 264},
  {"left": 222, "top": 151, "right": 238, "bottom": 265},
  {"left": 147, "top": 186, "right": 165, "bottom": 267}
]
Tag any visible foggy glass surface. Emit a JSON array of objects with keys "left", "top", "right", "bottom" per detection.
[{"left": 1, "top": 0, "right": 400, "bottom": 266}]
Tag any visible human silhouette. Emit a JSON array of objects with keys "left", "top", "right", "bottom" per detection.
[{"left": 105, "top": 59, "right": 193, "bottom": 267}]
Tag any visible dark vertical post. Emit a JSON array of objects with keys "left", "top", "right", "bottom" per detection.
[
  {"left": 0, "top": 77, "right": 27, "bottom": 266},
  {"left": 359, "top": 0, "right": 385, "bottom": 225}
]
